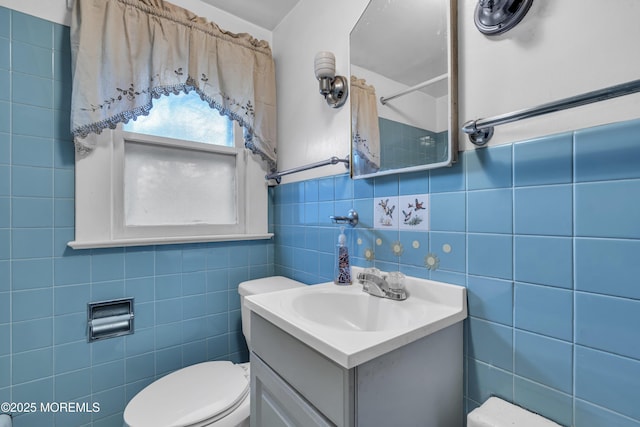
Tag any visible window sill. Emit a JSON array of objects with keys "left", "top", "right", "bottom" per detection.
[{"left": 68, "top": 233, "right": 274, "bottom": 249}]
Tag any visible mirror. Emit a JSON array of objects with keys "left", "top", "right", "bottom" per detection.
[{"left": 349, "top": 0, "right": 458, "bottom": 178}]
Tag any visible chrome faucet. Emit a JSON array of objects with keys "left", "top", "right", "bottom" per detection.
[{"left": 357, "top": 271, "right": 408, "bottom": 301}]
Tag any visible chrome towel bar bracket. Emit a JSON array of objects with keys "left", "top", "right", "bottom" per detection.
[
  {"left": 330, "top": 209, "right": 359, "bottom": 227},
  {"left": 266, "top": 156, "right": 350, "bottom": 184},
  {"left": 462, "top": 78, "right": 640, "bottom": 146}
]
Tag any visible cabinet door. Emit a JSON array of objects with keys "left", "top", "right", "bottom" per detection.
[
  {"left": 251, "top": 313, "right": 355, "bottom": 426},
  {"left": 251, "top": 353, "right": 335, "bottom": 427}
]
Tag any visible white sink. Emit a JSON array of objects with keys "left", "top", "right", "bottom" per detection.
[
  {"left": 290, "top": 289, "right": 429, "bottom": 332},
  {"left": 245, "top": 266, "right": 467, "bottom": 368}
]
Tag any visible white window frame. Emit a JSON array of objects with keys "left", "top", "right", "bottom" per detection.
[{"left": 68, "top": 123, "right": 272, "bottom": 249}]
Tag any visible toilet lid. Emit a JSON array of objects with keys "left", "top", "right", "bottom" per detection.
[{"left": 124, "top": 361, "right": 249, "bottom": 427}]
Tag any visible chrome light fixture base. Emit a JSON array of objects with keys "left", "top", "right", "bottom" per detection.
[
  {"left": 319, "top": 75, "right": 349, "bottom": 108},
  {"left": 474, "top": 0, "right": 534, "bottom": 36}
]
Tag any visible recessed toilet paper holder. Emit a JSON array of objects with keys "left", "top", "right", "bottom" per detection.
[{"left": 87, "top": 298, "right": 134, "bottom": 342}]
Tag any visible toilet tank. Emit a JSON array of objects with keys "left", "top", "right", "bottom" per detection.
[
  {"left": 238, "top": 276, "right": 305, "bottom": 347},
  {"left": 468, "top": 397, "right": 561, "bottom": 427}
]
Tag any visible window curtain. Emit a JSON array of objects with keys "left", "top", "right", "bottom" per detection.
[
  {"left": 350, "top": 76, "right": 380, "bottom": 173},
  {"left": 70, "top": 0, "right": 277, "bottom": 171}
]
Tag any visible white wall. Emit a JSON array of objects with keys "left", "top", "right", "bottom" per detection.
[
  {"left": 272, "top": 0, "right": 370, "bottom": 183},
  {"left": 274, "top": 0, "right": 640, "bottom": 181},
  {"left": 458, "top": 0, "right": 640, "bottom": 150},
  {"left": 0, "top": 0, "right": 272, "bottom": 43}
]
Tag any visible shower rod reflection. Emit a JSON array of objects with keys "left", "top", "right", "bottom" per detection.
[
  {"left": 462, "top": 78, "right": 640, "bottom": 146},
  {"left": 266, "top": 156, "right": 350, "bottom": 184},
  {"left": 380, "top": 73, "right": 448, "bottom": 105}
]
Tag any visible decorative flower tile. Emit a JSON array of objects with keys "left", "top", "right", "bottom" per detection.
[
  {"left": 425, "top": 253, "right": 440, "bottom": 270},
  {"left": 364, "top": 248, "right": 375, "bottom": 261},
  {"left": 391, "top": 241, "right": 404, "bottom": 257}
]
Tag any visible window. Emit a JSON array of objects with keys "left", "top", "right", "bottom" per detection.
[
  {"left": 70, "top": 93, "right": 271, "bottom": 249},
  {"left": 123, "top": 139, "right": 238, "bottom": 227},
  {"left": 122, "top": 92, "right": 234, "bottom": 146}
]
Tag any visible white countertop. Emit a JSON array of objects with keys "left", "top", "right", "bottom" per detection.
[{"left": 245, "top": 269, "right": 467, "bottom": 369}]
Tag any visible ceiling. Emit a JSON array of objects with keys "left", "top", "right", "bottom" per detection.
[{"left": 200, "top": 0, "right": 300, "bottom": 30}]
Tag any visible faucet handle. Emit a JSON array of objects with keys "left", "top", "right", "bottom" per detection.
[
  {"left": 364, "top": 267, "right": 382, "bottom": 276},
  {"left": 387, "top": 272, "right": 405, "bottom": 290}
]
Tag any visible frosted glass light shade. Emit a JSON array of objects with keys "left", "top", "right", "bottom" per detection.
[{"left": 314, "top": 51, "right": 336, "bottom": 79}]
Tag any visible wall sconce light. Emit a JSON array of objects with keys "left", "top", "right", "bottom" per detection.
[{"left": 314, "top": 51, "right": 349, "bottom": 108}]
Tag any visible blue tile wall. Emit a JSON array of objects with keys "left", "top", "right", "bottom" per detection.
[
  {"left": 1, "top": 8, "right": 274, "bottom": 427},
  {"left": 4, "top": 6, "right": 640, "bottom": 427},
  {"left": 272, "top": 118, "right": 640, "bottom": 426},
  {"left": 378, "top": 118, "right": 446, "bottom": 171}
]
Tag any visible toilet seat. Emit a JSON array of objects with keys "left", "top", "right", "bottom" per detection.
[{"left": 124, "top": 361, "right": 250, "bottom": 427}]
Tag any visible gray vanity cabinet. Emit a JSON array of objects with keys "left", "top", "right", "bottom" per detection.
[{"left": 250, "top": 312, "right": 463, "bottom": 427}]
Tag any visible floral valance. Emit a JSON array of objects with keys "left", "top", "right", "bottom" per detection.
[
  {"left": 350, "top": 76, "right": 380, "bottom": 173},
  {"left": 70, "top": 0, "right": 277, "bottom": 170}
]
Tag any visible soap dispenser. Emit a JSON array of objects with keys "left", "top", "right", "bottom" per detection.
[{"left": 334, "top": 226, "right": 352, "bottom": 285}]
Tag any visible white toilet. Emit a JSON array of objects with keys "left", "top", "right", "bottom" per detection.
[
  {"left": 468, "top": 397, "right": 562, "bottom": 427},
  {"left": 123, "top": 276, "right": 305, "bottom": 427}
]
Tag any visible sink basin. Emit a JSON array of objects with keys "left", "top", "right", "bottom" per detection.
[
  {"left": 245, "top": 267, "right": 467, "bottom": 368},
  {"left": 290, "top": 290, "right": 428, "bottom": 332}
]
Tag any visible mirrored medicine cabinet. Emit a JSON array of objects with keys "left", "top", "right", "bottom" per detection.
[{"left": 349, "top": 0, "right": 458, "bottom": 179}]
